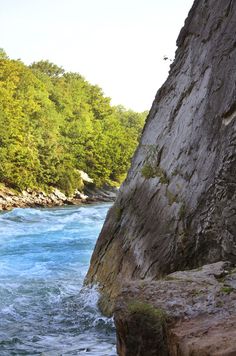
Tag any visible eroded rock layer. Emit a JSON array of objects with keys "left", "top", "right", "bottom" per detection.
[{"left": 86, "top": 0, "right": 236, "bottom": 314}]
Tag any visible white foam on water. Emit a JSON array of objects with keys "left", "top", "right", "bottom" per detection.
[{"left": 0, "top": 203, "right": 116, "bottom": 355}]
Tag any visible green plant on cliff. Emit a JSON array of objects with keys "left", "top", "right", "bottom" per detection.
[
  {"left": 141, "top": 163, "right": 157, "bottom": 178},
  {"left": 179, "top": 202, "right": 187, "bottom": 219},
  {"left": 220, "top": 286, "right": 234, "bottom": 294},
  {"left": 0, "top": 51, "right": 147, "bottom": 194},
  {"left": 128, "top": 301, "right": 167, "bottom": 327},
  {"left": 141, "top": 163, "right": 169, "bottom": 184},
  {"left": 166, "top": 189, "right": 178, "bottom": 205},
  {"left": 126, "top": 300, "right": 169, "bottom": 355},
  {"left": 114, "top": 206, "right": 123, "bottom": 221},
  {"left": 159, "top": 169, "right": 169, "bottom": 184}
]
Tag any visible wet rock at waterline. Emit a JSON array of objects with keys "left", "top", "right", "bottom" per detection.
[{"left": 86, "top": 0, "right": 236, "bottom": 316}]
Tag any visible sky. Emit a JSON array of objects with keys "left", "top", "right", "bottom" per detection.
[{"left": 0, "top": 0, "right": 194, "bottom": 112}]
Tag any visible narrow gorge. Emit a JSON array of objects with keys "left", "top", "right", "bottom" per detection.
[{"left": 86, "top": 0, "right": 236, "bottom": 354}]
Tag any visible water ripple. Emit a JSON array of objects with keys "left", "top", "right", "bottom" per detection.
[{"left": 0, "top": 203, "right": 116, "bottom": 355}]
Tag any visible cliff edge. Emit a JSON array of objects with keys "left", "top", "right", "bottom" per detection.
[{"left": 86, "top": 0, "right": 236, "bottom": 317}]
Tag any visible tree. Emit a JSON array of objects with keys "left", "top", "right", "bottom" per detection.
[
  {"left": 30, "top": 60, "right": 65, "bottom": 77},
  {"left": 0, "top": 48, "right": 8, "bottom": 59},
  {"left": 0, "top": 51, "right": 146, "bottom": 193}
]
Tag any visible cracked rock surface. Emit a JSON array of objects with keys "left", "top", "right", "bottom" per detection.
[{"left": 86, "top": 0, "right": 236, "bottom": 317}]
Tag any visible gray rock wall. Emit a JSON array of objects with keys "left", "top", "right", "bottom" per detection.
[{"left": 86, "top": 0, "right": 236, "bottom": 314}]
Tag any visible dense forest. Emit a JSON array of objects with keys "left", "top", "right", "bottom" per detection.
[{"left": 0, "top": 49, "right": 147, "bottom": 195}]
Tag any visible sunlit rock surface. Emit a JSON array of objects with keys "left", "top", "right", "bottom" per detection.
[{"left": 86, "top": 0, "right": 236, "bottom": 315}]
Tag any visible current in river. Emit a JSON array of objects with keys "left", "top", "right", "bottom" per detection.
[{"left": 0, "top": 203, "right": 116, "bottom": 355}]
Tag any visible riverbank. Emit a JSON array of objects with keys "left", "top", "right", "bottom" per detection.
[{"left": 0, "top": 184, "right": 117, "bottom": 211}]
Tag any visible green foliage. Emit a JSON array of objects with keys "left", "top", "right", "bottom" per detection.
[
  {"left": 141, "top": 163, "right": 169, "bottom": 184},
  {"left": 166, "top": 189, "right": 178, "bottom": 205},
  {"left": 220, "top": 286, "right": 234, "bottom": 294},
  {"left": 0, "top": 50, "right": 146, "bottom": 194},
  {"left": 159, "top": 169, "right": 169, "bottom": 184},
  {"left": 0, "top": 48, "right": 8, "bottom": 59},
  {"left": 114, "top": 206, "right": 123, "bottom": 221},
  {"left": 141, "top": 163, "right": 157, "bottom": 178},
  {"left": 179, "top": 202, "right": 187, "bottom": 219},
  {"left": 30, "top": 60, "right": 65, "bottom": 77},
  {"left": 128, "top": 301, "right": 167, "bottom": 328}
]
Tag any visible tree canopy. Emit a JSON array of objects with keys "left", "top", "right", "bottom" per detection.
[{"left": 0, "top": 54, "right": 147, "bottom": 195}]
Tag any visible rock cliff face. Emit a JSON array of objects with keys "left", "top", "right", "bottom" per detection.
[{"left": 86, "top": 0, "right": 236, "bottom": 315}]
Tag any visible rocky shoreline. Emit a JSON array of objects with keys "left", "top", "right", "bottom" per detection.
[{"left": 0, "top": 185, "right": 117, "bottom": 211}]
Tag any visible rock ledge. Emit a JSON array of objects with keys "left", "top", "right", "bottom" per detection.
[{"left": 114, "top": 261, "right": 236, "bottom": 356}]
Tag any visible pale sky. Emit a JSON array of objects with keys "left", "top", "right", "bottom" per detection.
[{"left": 0, "top": 0, "right": 194, "bottom": 112}]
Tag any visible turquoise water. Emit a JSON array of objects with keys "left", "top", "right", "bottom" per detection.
[{"left": 0, "top": 204, "right": 116, "bottom": 355}]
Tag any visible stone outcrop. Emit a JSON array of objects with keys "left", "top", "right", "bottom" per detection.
[
  {"left": 84, "top": 185, "right": 118, "bottom": 203},
  {"left": 86, "top": 0, "right": 236, "bottom": 315},
  {"left": 114, "top": 261, "right": 236, "bottom": 356}
]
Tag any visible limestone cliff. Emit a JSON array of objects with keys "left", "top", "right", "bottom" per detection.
[{"left": 86, "top": 0, "right": 236, "bottom": 314}]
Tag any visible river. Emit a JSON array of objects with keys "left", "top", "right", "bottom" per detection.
[{"left": 0, "top": 203, "right": 116, "bottom": 355}]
